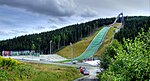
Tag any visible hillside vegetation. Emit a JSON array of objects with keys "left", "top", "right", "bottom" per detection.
[{"left": 98, "top": 16, "right": 150, "bottom": 80}]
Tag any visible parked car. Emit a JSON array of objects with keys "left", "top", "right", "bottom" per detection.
[
  {"left": 79, "top": 67, "right": 89, "bottom": 75},
  {"left": 96, "top": 69, "right": 101, "bottom": 73},
  {"left": 72, "top": 60, "right": 77, "bottom": 64},
  {"left": 80, "top": 67, "right": 86, "bottom": 74},
  {"left": 83, "top": 69, "right": 89, "bottom": 75}
]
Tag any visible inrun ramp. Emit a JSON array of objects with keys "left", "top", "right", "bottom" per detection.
[{"left": 73, "top": 26, "right": 110, "bottom": 60}]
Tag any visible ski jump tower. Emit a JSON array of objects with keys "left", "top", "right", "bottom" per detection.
[{"left": 113, "top": 13, "right": 124, "bottom": 28}]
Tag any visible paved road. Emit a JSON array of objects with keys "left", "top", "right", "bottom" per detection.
[{"left": 74, "top": 66, "right": 100, "bottom": 81}]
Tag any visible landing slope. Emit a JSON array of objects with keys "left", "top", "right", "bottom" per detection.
[{"left": 73, "top": 27, "right": 110, "bottom": 60}]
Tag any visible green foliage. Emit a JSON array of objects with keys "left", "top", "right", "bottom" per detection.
[
  {"left": 100, "top": 39, "right": 122, "bottom": 69},
  {"left": 115, "top": 16, "right": 150, "bottom": 43},
  {"left": 0, "top": 57, "right": 19, "bottom": 69},
  {"left": 32, "top": 67, "right": 80, "bottom": 81},
  {"left": 0, "top": 61, "right": 81, "bottom": 81},
  {"left": 0, "top": 63, "right": 36, "bottom": 81},
  {"left": 98, "top": 29, "right": 150, "bottom": 81},
  {"left": 31, "top": 44, "right": 36, "bottom": 50}
]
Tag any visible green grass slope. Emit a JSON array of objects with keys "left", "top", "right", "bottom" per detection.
[
  {"left": 0, "top": 57, "right": 81, "bottom": 81},
  {"left": 57, "top": 23, "right": 122, "bottom": 58}
]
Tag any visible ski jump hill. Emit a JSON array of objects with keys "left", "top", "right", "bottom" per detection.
[
  {"left": 73, "top": 26, "right": 110, "bottom": 60},
  {"left": 70, "top": 13, "right": 124, "bottom": 61}
]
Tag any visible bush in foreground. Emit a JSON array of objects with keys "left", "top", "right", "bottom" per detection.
[
  {"left": 0, "top": 57, "right": 19, "bottom": 69},
  {"left": 98, "top": 29, "right": 150, "bottom": 80}
]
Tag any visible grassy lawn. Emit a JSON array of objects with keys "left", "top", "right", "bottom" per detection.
[
  {"left": 0, "top": 58, "right": 81, "bottom": 81},
  {"left": 27, "top": 63, "right": 81, "bottom": 81},
  {"left": 57, "top": 23, "right": 122, "bottom": 58}
]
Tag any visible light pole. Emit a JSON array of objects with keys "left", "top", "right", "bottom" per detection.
[
  {"left": 70, "top": 43, "right": 73, "bottom": 63},
  {"left": 37, "top": 37, "right": 41, "bottom": 55},
  {"left": 50, "top": 40, "right": 52, "bottom": 54}
]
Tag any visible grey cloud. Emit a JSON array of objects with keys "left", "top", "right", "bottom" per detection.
[
  {"left": 0, "top": 31, "right": 9, "bottom": 36},
  {"left": 33, "top": 26, "right": 46, "bottom": 30},
  {"left": 48, "top": 17, "right": 70, "bottom": 24},
  {"left": 0, "top": 0, "right": 99, "bottom": 19},
  {"left": 75, "top": 0, "right": 149, "bottom": 17},
  {"left": 76, "top": 0, "right": 149, "bottom": 10},
  {"left": 0, "top": 0, "right": 75, "bottom": 17},
  {"left": 0, "top": 30, "right": 28, "bottom": 40},
  {"left": 80, "top": 9, "right": 98, "bottom": 17},
  {"left": 9, "top": 30, "right": 28, "bottom": 35},
  {"left": 50, "top": 25, "right": 58, "bottom": 29},
  {"left": 0, "top": 30, "right": 27, "bottom": 36},
  {"left": 48, "top": 17, "right": 66, "bottom": 23}
]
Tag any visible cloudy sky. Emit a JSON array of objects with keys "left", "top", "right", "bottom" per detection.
[{"left": 0, "top": 0, "right": 149, "bottom": 40}]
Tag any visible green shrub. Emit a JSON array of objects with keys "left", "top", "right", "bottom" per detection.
[
  {"left": 0, "top": 63, "right": 36, "bottom": 81},
  {"left": 13, "top": 64, "right": 36, "bottom": 80},
  {"left": 0, "top": 57, "right": 19, "bottom": 69},
  {"left": 100, "top": 39, "right": 122, "bottom": 69},
  {"left": 98, "top": 29, "right": 150, "bottom": 81}
]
